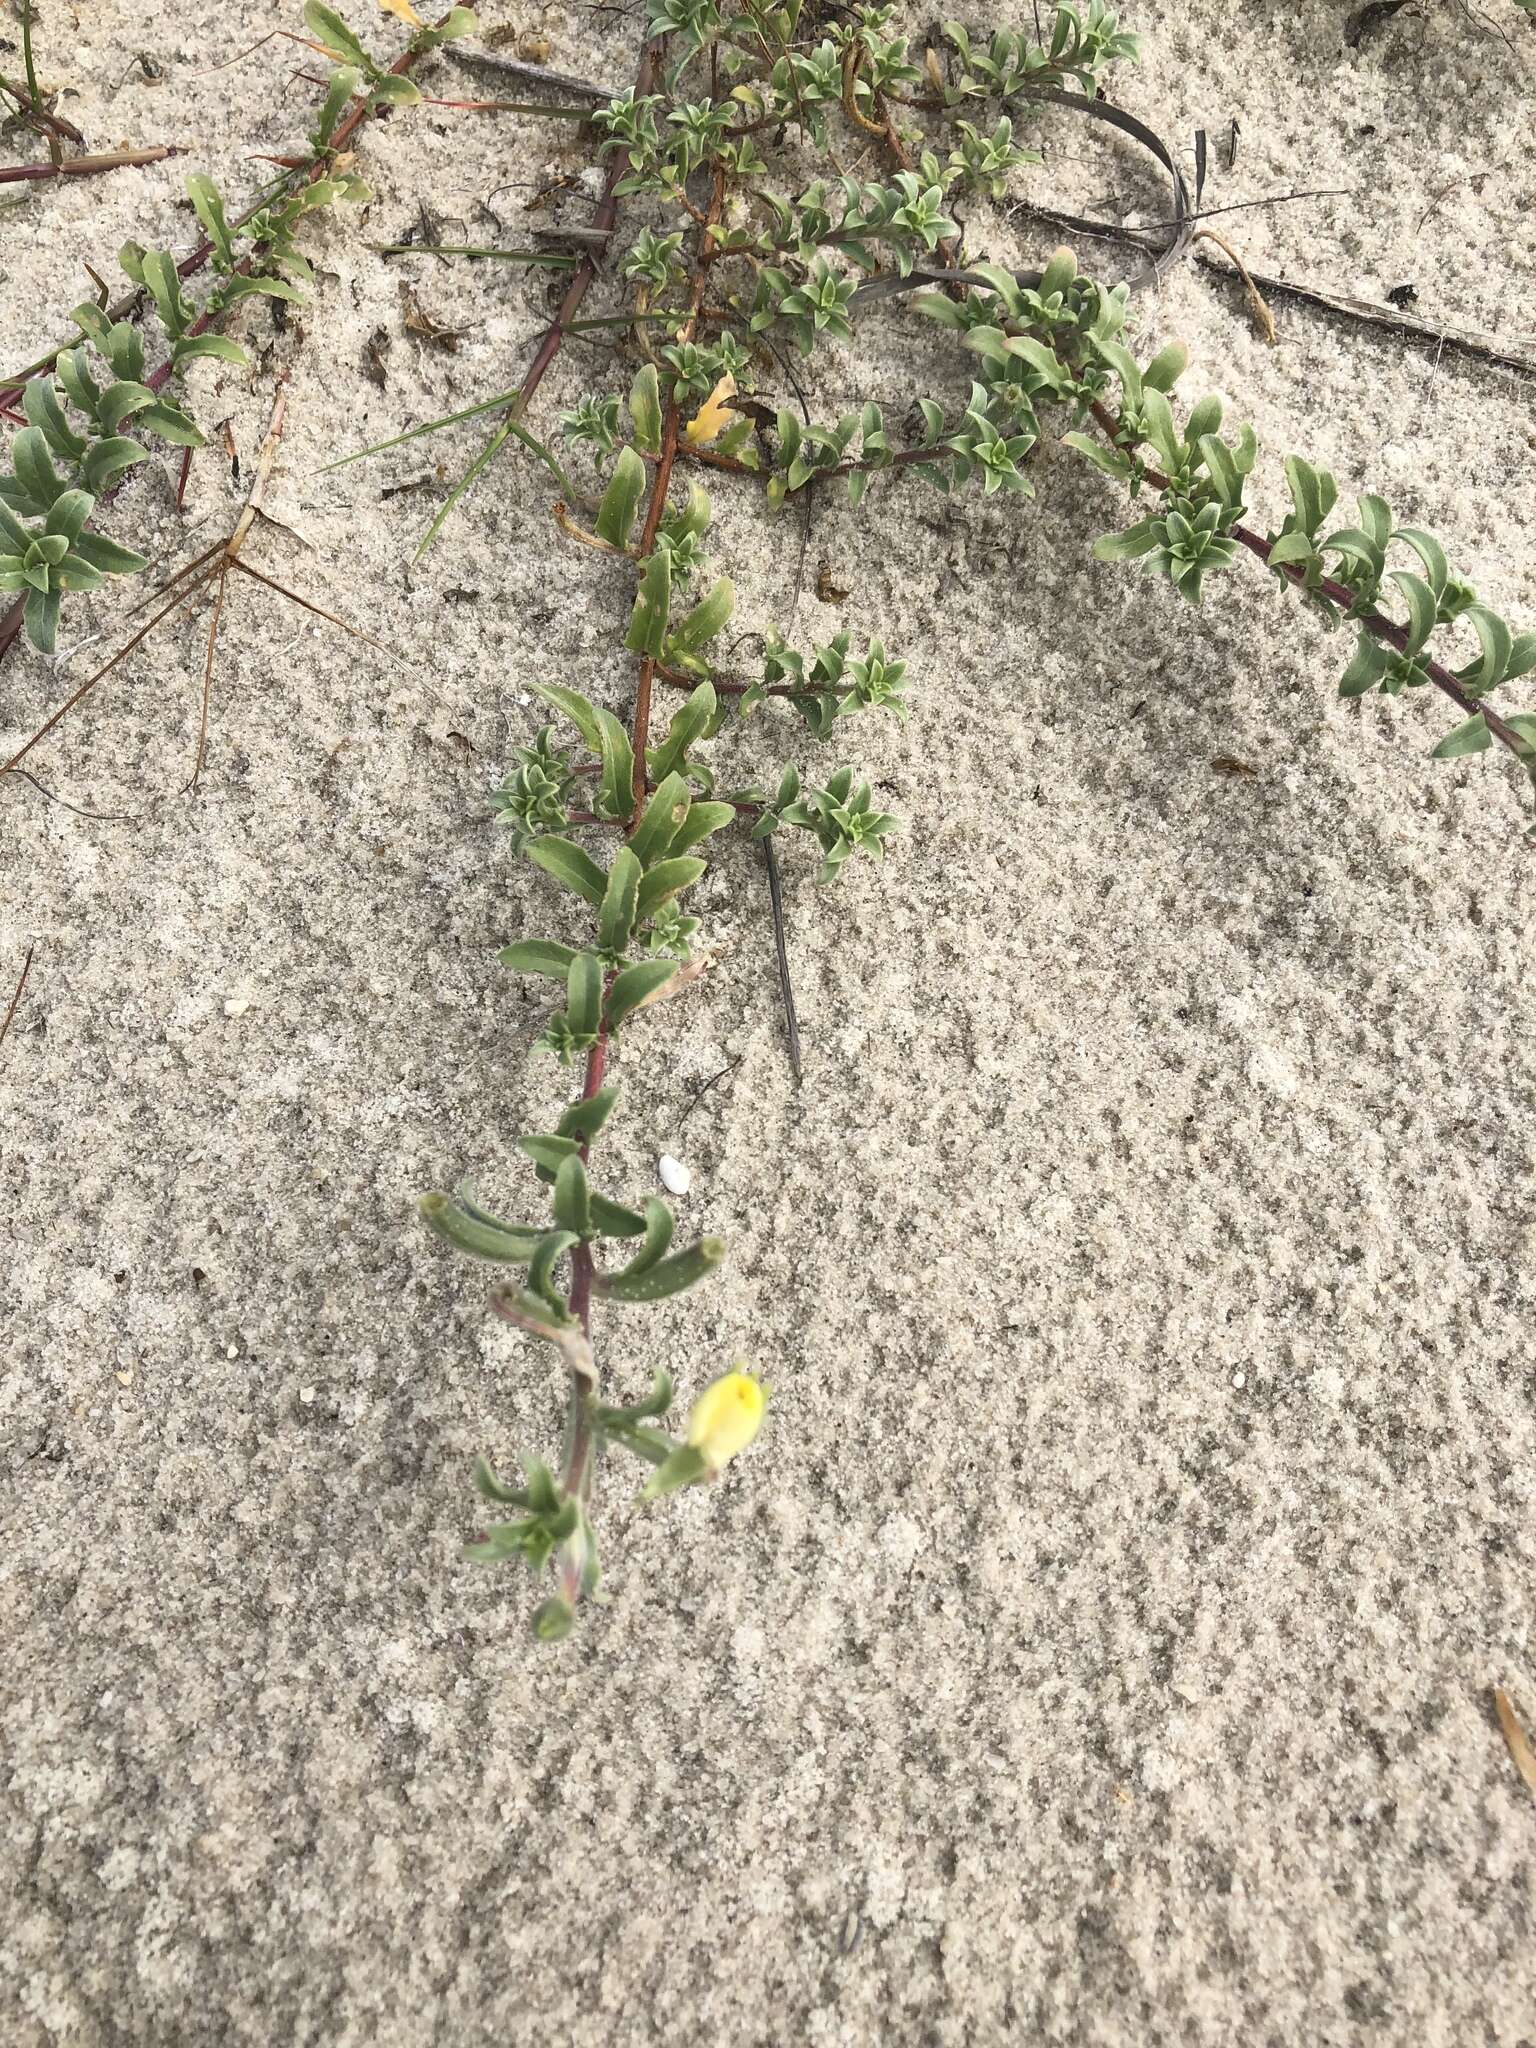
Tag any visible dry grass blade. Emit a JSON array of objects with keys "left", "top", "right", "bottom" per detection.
[{"left": 1493, "top": 1686, "right": 1536, "bottom": 1798}]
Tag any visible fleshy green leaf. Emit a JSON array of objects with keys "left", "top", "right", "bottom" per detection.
[
  {"left": 595, "top": 445, "right": 647, "bottom": 549},
  {"left": 527, "top": 836, "right": 608, "bottom": 909},
  {"left": 1430, "top": 712, "right": 1490, "bottom": 760},
  {"left": 593, "top": 1236, "right": 725, "bottom": 1303},
  {"left": 419, "top": 1194, "right": 545, "bottom": 1263},
  {"left": 604, "top": 959, "right": 677, "bottom": 1031},
  {"left": 498, "top": 938, "right": 579, "bottom": 978}
]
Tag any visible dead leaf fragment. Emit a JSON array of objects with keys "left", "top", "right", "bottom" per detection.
[
  {"left": 399, "top": 281, "right": 466, "bottom": 352},
  {"left": 364, "top": 324, "right": 391, "bottom": 390},
  {"left": 1210, "top": 756, "right": 1256, "bottom": 779},
  {"left": 816, "top": 561, "right": 850, "bottom": 606},
  {"left": 1493, "top": 1686, "right": 1536, "bottom": 1797}
]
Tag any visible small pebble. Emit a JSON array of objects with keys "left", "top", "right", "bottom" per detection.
[
  {"left": 659, "top": 1154, "right": 691, "bottom": 1196},
  {"left": 1232, "top": 1371, "right": 1246, "bottom": 1389},
  {"left": 223, "top": 997, "right": 250, "bottom": 1018}
]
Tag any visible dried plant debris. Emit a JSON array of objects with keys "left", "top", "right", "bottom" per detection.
[{"left": 1493, "top": 1687, "right": 1536, "bottom": 1798}]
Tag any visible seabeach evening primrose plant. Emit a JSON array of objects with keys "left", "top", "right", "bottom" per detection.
[{"left": 5, "top": 1, "right": 1534, "bottom": 1641}]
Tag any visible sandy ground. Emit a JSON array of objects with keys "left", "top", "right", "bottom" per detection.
[{"left": 3, "top": 1, "right": 1535, "bottom": 2042}]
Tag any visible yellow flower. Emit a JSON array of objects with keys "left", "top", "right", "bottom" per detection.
[
  {"left": 379, "top": 0, "right": 424, "bottom": 22},
  {"left": 686, "top": 1369, "right": 767, "bottom": 1472}
]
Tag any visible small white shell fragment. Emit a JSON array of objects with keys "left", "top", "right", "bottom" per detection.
[{"left": 659, "top": 1154, "right": 692, "bottom": 1196}]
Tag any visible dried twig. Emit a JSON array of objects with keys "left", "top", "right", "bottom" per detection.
[
  {"left": 0, "top": 942, "right": 36, "bottom": 1057},
  {"left": 760, "top": 835, "right": 802, "bottom": 1084}
]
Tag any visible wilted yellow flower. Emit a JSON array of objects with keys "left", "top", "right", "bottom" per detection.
[
  {"left": 683, "top": 373, "right": 737, "bottom": 448},
  {"left": 686, "top": 1369, "right": 767, "bottom": 1472},
  {"left": 378, "top": 0, "right": 424, "bottom": 23}
]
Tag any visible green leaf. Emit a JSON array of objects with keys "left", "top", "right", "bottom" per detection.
[
  {"left": 498, "top": 937, "right": 579, "bottom": 978},
  {"left": 21, "top": 380, "right": 87, "bottom": 462},
  {"left": 625, "top": 548, "right": 672, "bottom": 658},
  {"left": 303, "top": 0, "right": 374, "bottom": 69},
  {"left": 518, "top": 1133, "right": 579, "bottom": 1178},
  {"left": 628, "top": 772, "right": 691, "bottom": 867},
  {"left": 598, "top": 847, "right": 642, "bottom": 953},
  {"left": 620, "top": 1198, "right": 675, "bottom": 1275},
  {"left": 369, "top": 73, "right": 422, "bottom": 107},
  {"left": 1338, "top": 631, "right": 1388, "bottom": 697},
  {"left": 473, "top": 1454, "right": 530, "bottom": 1506},
  {"left": 1061, "top": 430, "right": 1132, "bottom": 482},
  {"left": 638, "top": 1442, "right": 709, "bottom": 1500},
  {"left": 141, "top": 250, "right": 191, "bottom": 341},
  {"left": 669, "top": 576, "right": 735, "bottom": 654},
  {"left": 604, "top": 959, "right": 676, "bottom": 1031},
  {"left": 594, "top": 709, "right": 635, "bottom": 822},
  {"left": 137, "top": 401, "right": 204, "bottom": 447},
  {"left": 647, "top": 681, "right": 716, "bottom": 783},
  {"left": 67, "top": 531, "right": 148, "bottom": 577},
  {"left": 81, "top": 437, "right": 146, "bottom": 493},
  {"left": 95, "top": 381, "right": 156, "bottom": 435},
  {"left": 527, "top": 836, "right": 608, "bottom": 909},
  {"left": 313, "top": 65, "right": 360, "bottom": 147},
  {"left": 1265, "top": 530, "right": 1315, "bottom": 570},
  {"left": 1504, "top": 633, "right": 1536, "bottom": 683},
  {"left": 1184, "top": 394, "right": 1223, "bottom": 444},
  {"left": 595, "top": 445, "right": 647, "bottom": 549},
  {"left": 11, "top": 428, "right": 63, "bottom": 510},
  {"left": 1197, "top": 434, "right": 1243, "bottom": 509},
  {"left": 556, "top": 1085, "right": 619, "bottom": 1143},
  {"left": 1092, "top": 519, "right": 1162, "bottom": 563},
  {"left": 589, "top": 1193, "right": 647, "bottom": 1239},
  {"left": 1457, "top": 605, "right": 1513, "bottom": 694},
  {"left": 23, "top": 585, "right": 61, "bottom": 653},
  {"left": 552, "top": 1154, "right": 592, "bottom": 1238},
  {"left": 1387, "top": 570, "right": 1437, "bottom": 657},
  {"left": 1392, "top": 526, "right": 1448, "bottom": 598},
  {"left": 596, "top": 1366, "right": 674, "bottom": 1423},
  {"left": 419, "top": 1194, "right": 545, "bottom": 1263},
  {"left": 593, "top": 1236, "right": 729, "bottom": 1302},
  {"left": 1283, "top": 455, "right": 1335, "bottom": 538},
  {"left": 219, "top": 274, "right": 308, "bottom": 307},
  {"left": 566, "top": 951, "right": 603, "bottom": 1038},
  {"left": 1430, "top": 712, "right": 1490, "bottom": 760},
  {"left": 1140, "top": 341, "right": 1188, "bottom": 393},
  {"left": 1357, "top": 494, "right": 1392, "bottom": 548},
  {"left": 527, "top": 1230, "right": 579, "bottom": 1314},
  {"left": 531, "top": 680, "right": 604, "bottom": 753},
  {"left": 44, "top": 490, "right": 95, "bottom": 545},
  {"left": 172, "top": 334, "right": 249, "bottom": 371},
  {"left": 594, "top": 1236, "right": 725, "bottom": 1303},
  {"left": 186, "top": 173, "right": 235, "bottom": 266},
  {"left": 635, "top": 856, "right": 705, "bottom": 922},
  {"left": 628, "top": 364, "right": 663, "bottom": 456},
  {"left": 667, "top": 799, "right": 735, "bottom": 857},
  {"left": 1137, "top": 388, "right": 1181, "bottom": 471}
]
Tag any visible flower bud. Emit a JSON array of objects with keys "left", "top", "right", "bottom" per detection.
[{"left": 686, "top": 1369, "right": 767, "bottom": 1473}]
